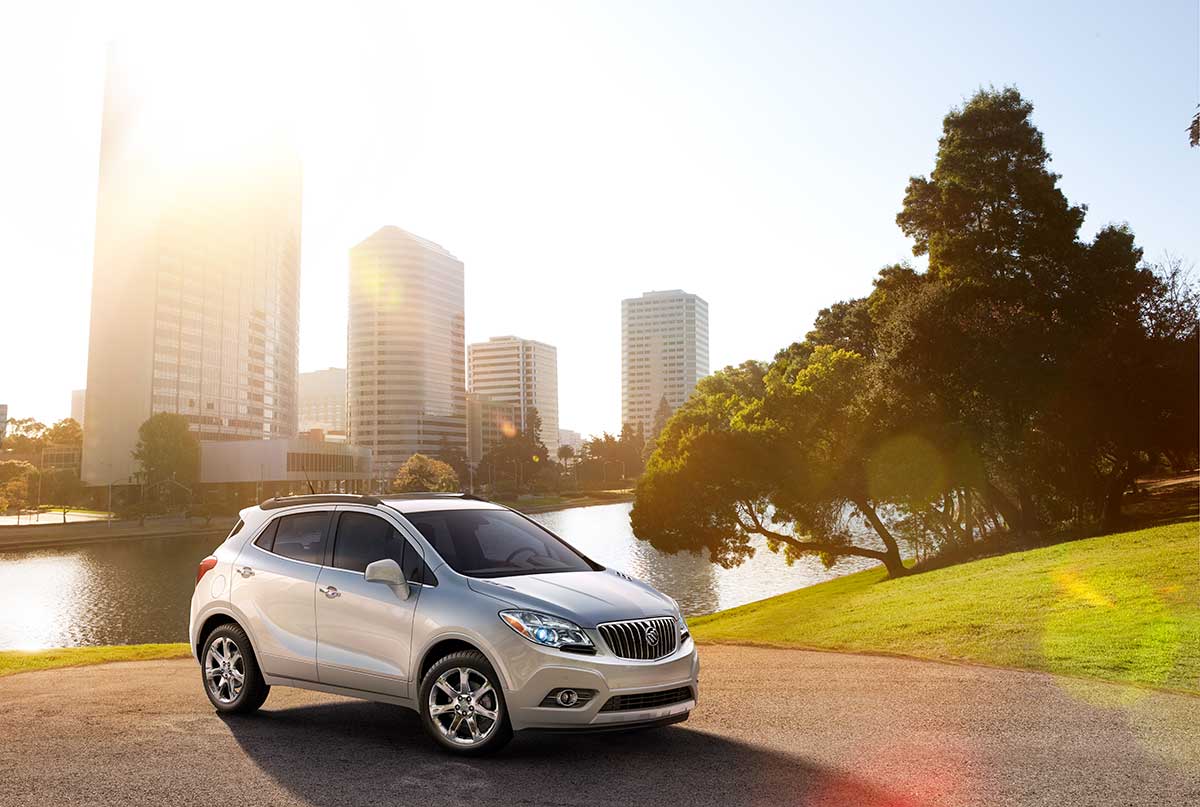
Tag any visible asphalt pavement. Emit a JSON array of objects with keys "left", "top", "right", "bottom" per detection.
[{"left": 1, "top": 645, "right": 1196, "bottom": 806}]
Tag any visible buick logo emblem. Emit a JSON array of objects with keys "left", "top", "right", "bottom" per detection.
[{"left": 645, "top": 626, "right": 660, "bottom": 646}]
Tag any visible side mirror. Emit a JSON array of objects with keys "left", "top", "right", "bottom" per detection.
[{"left": 364, "top": 558, "right": 410, "bottom": 600}]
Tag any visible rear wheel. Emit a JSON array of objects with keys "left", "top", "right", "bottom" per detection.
[
  {"left": 419, "top": 650, "right": 512, "bottom": 755},
  {"left": 201, "top": 624, "right": 269, "bottom": 714}
]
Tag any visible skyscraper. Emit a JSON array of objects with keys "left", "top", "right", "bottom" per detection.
[
  {"left": 81, "top": 46, "right": 302, "bottom": 486},
  {"left": 467, "top": 336, "right": 559, "bottom": 455},
  {"left": 347, "top": 227, "right": 466, "bottom": 480},
  {"left": 71, "top": 389, "right": 86, "bottom": 426},
  {"left": 621, "top": 289, "right": 709, "bottom": 433}
]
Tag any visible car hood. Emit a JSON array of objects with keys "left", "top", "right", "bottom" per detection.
[{"left": 466, "top": 569, "right": 676, "bottom": 628}]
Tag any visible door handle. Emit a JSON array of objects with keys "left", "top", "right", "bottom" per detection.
[
  {"left": 237, "top": 566, "right": 254, "bottom": 578},
  {"left": 319, "top": 585, "right": 340, "bottom": 599}
]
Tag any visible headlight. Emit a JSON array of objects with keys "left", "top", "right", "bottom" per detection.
[
  {"left": 668, "top": 598, "right": 689, "bottom": 637},
  {"left": 499, "top": 610, "right": 594, "bottom": 649}
]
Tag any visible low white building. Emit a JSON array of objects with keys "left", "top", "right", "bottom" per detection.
[
  {"left": 558, "top": 429, "right": 583, "bottom": 454},
  {"left": 200, "top": 438, "right": 373, "bottom": 493}
]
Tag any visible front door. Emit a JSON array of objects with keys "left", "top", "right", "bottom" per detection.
[
  {"left": 231, "top": 510, "right": 333, "bottom": 682},
  {"left": 315, "top": 508, "right": 423, "bottom": 697}
]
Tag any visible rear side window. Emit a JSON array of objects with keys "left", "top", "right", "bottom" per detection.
[
  {"left": 333, "top": 512, "right": 432, "bottom": 584},
  {"left": 254, "top": 520, "right": 278, "bottom": 551},
  {"left": 270, "top": 512, "right": 329, "bottom": 564}
]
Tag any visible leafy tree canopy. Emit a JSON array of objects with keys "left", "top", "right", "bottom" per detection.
[
  {"left": 132, "top": 413, "right": 200, "bottom": 488},
  {"left": 391, "top": 453, "right": 460, "bottom": 493}
]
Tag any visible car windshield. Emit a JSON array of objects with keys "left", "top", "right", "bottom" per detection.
[{"left": 404, "top": 509, "right": 595, "bottom": 578}]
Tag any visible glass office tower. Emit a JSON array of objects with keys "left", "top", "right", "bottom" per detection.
[{"left": 82, "top": 46, "right": 302, "bottom": 486}]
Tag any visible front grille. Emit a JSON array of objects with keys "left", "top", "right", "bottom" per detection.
[
  {"left": 598, "top": 617, "right": 678, "bottom": 660},
  {"left": 599, "top": 686, "right": 694, "bottom": 713}
]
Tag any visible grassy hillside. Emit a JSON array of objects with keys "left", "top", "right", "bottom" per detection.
[
  {"left": 692, "top": 521, "right": 1199, "bottom": 693},
  {"left": 0, "top": 643, "right": 190, "bottom": 678}
]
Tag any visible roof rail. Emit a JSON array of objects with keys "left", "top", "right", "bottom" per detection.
[
  {"left": 260, "top": 494, "right": 382, "bottom": 510},
  {"left": 382, "top": 492, "right": 488, "bottom": 501}
]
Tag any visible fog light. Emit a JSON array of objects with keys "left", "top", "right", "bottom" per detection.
[{"left": 556, "top": 689, "right": 579, "bottom": 707}]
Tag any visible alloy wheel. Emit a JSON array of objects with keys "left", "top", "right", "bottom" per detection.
[
  {"left": 427, "top": 667, "right": 501, "bottom": 746},
  {"left": 204, "top": 636, "right": 245, "bottom": 704}
]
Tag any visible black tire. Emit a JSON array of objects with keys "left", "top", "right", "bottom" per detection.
[
  {"left": 200, "top": 623, "right": 270, "bottom": 714},
  {"left": 419, "top": 650, "right": 513, "bottom": 755}
]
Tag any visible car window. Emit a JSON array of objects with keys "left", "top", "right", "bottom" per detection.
[
  {"left": 407, "top": 509, "right": 593, "bottom": 578},
  {"left": 254, "top": 519, "right": 278, "bottom": 551},
  {"left": 270, "top": 512, "right": 329, "bottom": 564},
  {"left": 333, "top": 512, "right": 432, "bottom": 584},
  {"left": 333, "top": 512, "right": 404, "bottom": 572}
]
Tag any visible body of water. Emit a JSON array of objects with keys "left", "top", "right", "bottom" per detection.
[{"left": 0, "top": 502, "right": 882, "bottom": 649}]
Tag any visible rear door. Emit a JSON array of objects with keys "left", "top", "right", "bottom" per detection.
[
  {"left": 231, "top": 509, "right": 333, "bottom": 682},
  {"left": 314, "top": 507, "right": 427, "bottom": 697}
]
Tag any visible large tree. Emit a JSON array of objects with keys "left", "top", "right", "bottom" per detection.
[
  {"left": 632, "top": 352, "right": 910, "bottom": 578},
  {"left": 886, "top": 87, "right": 1194, "bottom": 531},
  {"left": 132, "top": 413, "right": 200, "bottom": 489},
  {"left": 44, "top": 418, "right": 83, "bottom": 447},
  {"left": 391, "top": 453, "right": 459, "bottom": 493}
]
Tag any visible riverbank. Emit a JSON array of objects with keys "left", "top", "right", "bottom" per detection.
[
  {"left": 0, "top": 517, "right": 231, "bottom": 553},
  {"left": 493, "top": 490, "right": 634, "bottom": 513},
  {"left": 0, "top": 643, "right": 190, "bottom": 677},
  {"left": 691, "top": 519, "right": 1199, "bottom": 693}
]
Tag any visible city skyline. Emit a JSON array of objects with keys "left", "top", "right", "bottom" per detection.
[{"left": 1, "top": 1, "right": 1197, "bottom": 438}]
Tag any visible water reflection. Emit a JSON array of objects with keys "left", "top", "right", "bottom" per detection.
[
  {"left": 0, "top": 502, "right": 887, "bottom": 649},
  {"left": 534, "top": 503, "right": 882, "bottom": 616}
]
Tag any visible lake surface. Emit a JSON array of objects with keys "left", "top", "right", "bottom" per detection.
[{"left": 0, "top": 502, "right": 882, "bottom": 650}]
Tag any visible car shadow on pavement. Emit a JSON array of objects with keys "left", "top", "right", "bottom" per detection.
[{"left": 222, "top": 700, "right": 906, "bottom": 807}]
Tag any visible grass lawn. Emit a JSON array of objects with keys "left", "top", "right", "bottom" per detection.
[
  {"left": 0, "top": 643, "right": 191, "bottom": 678},
  {"left": 692, "top": 520, "right": 1200, "bottom": 693}
]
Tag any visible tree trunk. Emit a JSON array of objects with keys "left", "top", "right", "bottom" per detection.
[
  {"left": 1100, "top": 463, "right": 1133, "bottom": 534},
  {"left": 981, "top": 479, "right": 1023, "bottom": 534},
  {"left": 855, "top": 499, "right": 909, "bottom": 578}
]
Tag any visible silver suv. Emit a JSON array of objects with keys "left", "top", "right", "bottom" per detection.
[{"left": 189, "top": 493, "right": 698, "bottom": 754}]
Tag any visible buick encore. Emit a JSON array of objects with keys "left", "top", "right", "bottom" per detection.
[{"left": 189, "top": 493, "right": 699, "bottom": 754}]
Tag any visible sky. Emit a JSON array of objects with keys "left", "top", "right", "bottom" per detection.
[{"left": 0, "top": 0, "right": 1197, "bottom": 438}]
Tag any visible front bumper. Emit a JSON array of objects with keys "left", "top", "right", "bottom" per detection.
[{"left": 492, "top": 629, "right": 700, "bottom": 732}]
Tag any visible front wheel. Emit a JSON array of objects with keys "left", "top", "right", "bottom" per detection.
[
  {"left": 419, "top": 650, "right": 512, "bottom": 755},
  {"left": 200, "top": 624, "right": 269, "bottom": 714}
]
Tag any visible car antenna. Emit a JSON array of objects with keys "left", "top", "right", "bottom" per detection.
[{"left": 303, "top": 466, "right": 315, "bottom": 494}]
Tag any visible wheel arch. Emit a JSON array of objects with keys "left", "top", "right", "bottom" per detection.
[
  {"left": 195, "top": 609, "right": 260, "bottom": 662},
  {"left": 416, "top": 634, "right": 503, "bottom": 686}
]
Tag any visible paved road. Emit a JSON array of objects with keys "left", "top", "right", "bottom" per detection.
[{"left": 1, "top": 646, "right": 1196, "bottom": 807}]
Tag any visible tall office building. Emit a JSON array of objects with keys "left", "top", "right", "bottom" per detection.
[
  {"left": 299, "top": 368, "right": 347, "bottom": 433},
  {"left": 81, "top": 46, "right": 302, "bottom": 486},
  {"left": 467, "top": 336, "right": 559, "bottom": 455},
  {"left": 347, "top": 227, "right": 466, "bottom": 480},
  {"left": 71, "top": 389, "right": 86, "bottom": 426},
  {"left": 621, "top": 290, "right": 709, "bottom": 433}
]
